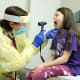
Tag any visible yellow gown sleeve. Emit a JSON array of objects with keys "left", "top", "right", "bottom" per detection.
[{"left": 0, "top": 27, "right": 48, "bottom": 73}]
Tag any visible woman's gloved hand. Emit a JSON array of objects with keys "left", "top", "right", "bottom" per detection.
[
  {"left": 32, "top": 30, "right": 46, "bottom": 48},
  {"left": 46, "top": 29, "right": 60, "bottom": 39}
]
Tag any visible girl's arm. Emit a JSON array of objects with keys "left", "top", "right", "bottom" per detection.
[{"left": 43, "top": 50, "right": 72, "bottom": 67}]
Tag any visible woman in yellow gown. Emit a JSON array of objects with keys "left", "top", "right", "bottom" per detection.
[{"left": 0, "top": 6, "right": 48, "bottom": 80}]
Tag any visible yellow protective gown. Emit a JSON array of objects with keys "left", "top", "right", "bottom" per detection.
[{"left": 0, "top": 27, "right": 48, "bottom": 79}]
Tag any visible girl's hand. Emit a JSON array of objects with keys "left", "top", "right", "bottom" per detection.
[{"left": 32, "top": 63, "right": 46, "bottom": 72}]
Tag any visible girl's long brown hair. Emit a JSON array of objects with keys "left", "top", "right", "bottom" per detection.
[{"left": 57, "top": 7, "right": 80, "bottom": 52}]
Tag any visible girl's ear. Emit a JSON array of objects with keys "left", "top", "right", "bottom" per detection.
[{"left": 9, "top": 22, "right": 15, "bottom": 28}]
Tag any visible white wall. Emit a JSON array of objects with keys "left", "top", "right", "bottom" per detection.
[
  {"left": 61, "top": 0, "right": 80, "bottom": 12},
  {"left": 26, "top": 0, "right": 61, "bottom": 69},
  {"left": 0, "top": 0, "right": 29, "bottom": 19}
]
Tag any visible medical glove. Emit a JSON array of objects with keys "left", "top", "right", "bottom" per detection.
[
  {"left": 46, "top": 29, "right": 60, "bottom": 39},
  {"left": 32, "top": 30, "right": 45, "bottom": 48}
]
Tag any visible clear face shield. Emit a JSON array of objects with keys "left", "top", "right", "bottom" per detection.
[{"left": 4, "top": 13, "right": 31, "bottom": 35}]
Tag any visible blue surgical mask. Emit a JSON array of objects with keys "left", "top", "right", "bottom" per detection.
[{"left": 13, "top": 26, "right": 27, "bottom": 34}]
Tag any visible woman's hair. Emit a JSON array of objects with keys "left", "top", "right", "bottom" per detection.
[
  {"left": 57, "top": 7, "right": 80, "bottom": 52},
  {"left": 0, "top": 6, "right": 28, "bottom": 32}
]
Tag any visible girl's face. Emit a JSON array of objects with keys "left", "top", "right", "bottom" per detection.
[{"left": 53, "top": 11, "right": 64, "bottom": 29}]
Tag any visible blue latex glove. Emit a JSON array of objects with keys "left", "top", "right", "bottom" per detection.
[
  {"left": 32, "top": 30, "right": 45, "bottom": 48},
  {"left": 46, "top": 29, "right": 60, "bottom": 39}
]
